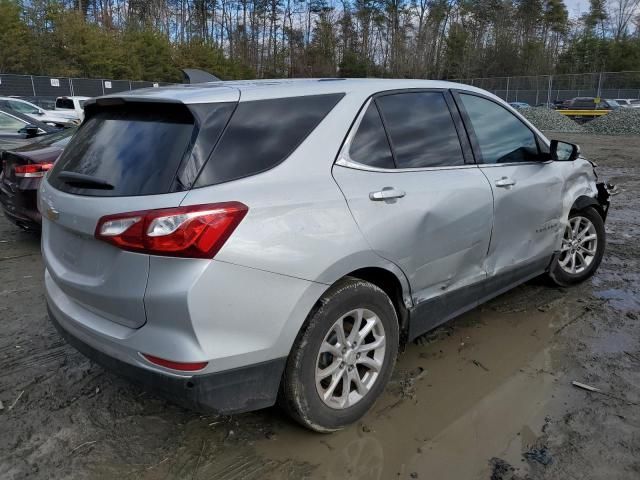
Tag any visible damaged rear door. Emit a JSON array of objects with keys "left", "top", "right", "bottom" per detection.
[{"left": 333, "top": 90, "right": 494, "bottom": 314}]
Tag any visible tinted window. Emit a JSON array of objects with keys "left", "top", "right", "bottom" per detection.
[
  {"left": 349, "top": 102, "right": 394, "bottom": 169},
  {"left": 56, "top": 98, "right": 74, "bottom": 109},
  {"left": 49, "top": 103, "right": 196, "bottom": 196},
  {"left": 460, "top": 94, "right": 540, "bottom": 164},
  {"left": 376, "top": 92, "right": 464, "bottom": 168},
  {"left": 195, "top": 94, "right": 344, "bottom": 187}
]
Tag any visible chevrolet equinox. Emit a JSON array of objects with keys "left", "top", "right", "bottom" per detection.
[{"left": 40, "top": 79, "right": 611, "bottom": 432}]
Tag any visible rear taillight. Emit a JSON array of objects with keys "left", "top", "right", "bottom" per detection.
[
  {"left": 14, "top": 163, "right": 54, "bottom": 178},
  {"left": 95, "top": 202, "right": 248, "bottom": 259}
]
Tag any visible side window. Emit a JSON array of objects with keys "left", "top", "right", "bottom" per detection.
[
  {"left": 459, "top": 94, "right": 540, "bottom": 164},
  {"left": 349, "top": 102, "right": 394, "bottom": 169},
  {"left": 195, "top": 93, "right": 344, "bottom": 187},
  {"left": 10, "top": 100, "right": 38, "bottom": 114},
  {"left": 376, "top": 92, "right": 465, "bottom": 168}
]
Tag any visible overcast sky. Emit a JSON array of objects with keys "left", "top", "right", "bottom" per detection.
[{"left": 565, "top": 0, "right": 588, "bottom": 17}]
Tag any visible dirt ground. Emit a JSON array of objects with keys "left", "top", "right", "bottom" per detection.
[{"left": 0, "top": 133, "right": 639, "bottom": 480}]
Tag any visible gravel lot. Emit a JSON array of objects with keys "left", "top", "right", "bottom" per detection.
[
  {"left": 1, "top": 133, "right": 639, "bottom": 479},
  {"left": 584, "top": 108, "right": 640, "bottom": 135},
  {"left": 520, "top": 107, "right": 584, "bottom": 133}
]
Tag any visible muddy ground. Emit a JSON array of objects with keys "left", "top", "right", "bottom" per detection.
[{"left": 0, "top": 133, "right": 639, "bottom": 480}]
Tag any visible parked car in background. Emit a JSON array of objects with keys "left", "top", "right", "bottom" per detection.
[
  {"left": 1, "top": 127, "right": 76, "bottom": 230},
  {"left": 41, "top": 79, "right": 611, "bottom": 432},
  {"left": 0, "top": 109, "right": 61, "bottom": 153},
  {"left": 614, "top": 99, "right": 640, "bottom": 108},
  {"left": 565, "top": 97, "right": 621, "bottom": 110},
  {"left": 55, "top": 96, "right": 90, "bottom": 121},
  {"left": 508, "top": 101, "right": 530, "bottom": 109},
  {"left": 0, "top": 97, "right": 78, "bottom": 127},
  {"left": 536, "top": 102, "right": 558, "bottom": 109},
  {"left": 18, "top": 96, "right": 57, "bottom": 110}
]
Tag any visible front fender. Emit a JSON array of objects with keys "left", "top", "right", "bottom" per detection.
[{"left": 557, "top": 159, "right": 599, "bottom": 247}]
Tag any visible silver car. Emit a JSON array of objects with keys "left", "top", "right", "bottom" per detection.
[{"left": 40, "top": 79, "right": 611, "bottom": 432}]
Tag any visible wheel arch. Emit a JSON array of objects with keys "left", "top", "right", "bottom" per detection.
[
  {"left": 310, "top": 257, "right": 412, "bottom": 346},
  {"left": 572, "top": 194, "right": 605, "bottom": 219},
  {"left": 345, "top": 267, "right": 411, "bottom": 344}
]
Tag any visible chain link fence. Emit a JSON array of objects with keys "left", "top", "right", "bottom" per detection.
[
  {"left": 4, "top": 71, "right": 640, "bottom": 105},
  {"left": 0, "top": 73, "right": 169, "bottom": 99},
  {"left": 453, "top": 71, "right": 640, "bottom": 105}
]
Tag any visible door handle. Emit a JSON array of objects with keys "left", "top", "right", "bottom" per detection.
[
  {"left": 369, "top": 187, "right": 406, "bottom": 201},
  {"left": 495, "top": 176, "right": 516, "bottom": 188}
]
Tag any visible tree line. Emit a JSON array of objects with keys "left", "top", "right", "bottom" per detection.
[{"left": 1, "top": 0, "right": 639, "bottom": 83}]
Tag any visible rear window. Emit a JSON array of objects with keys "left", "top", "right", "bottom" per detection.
[
  {"left": 56, "top": 98, "right": 74, "bottom": 109},
  {"left": 49, "top": 104, "right": 197, "bottom": 196},
  {"left": 194, "top": 93, "right": 344, "bottom": 187}
]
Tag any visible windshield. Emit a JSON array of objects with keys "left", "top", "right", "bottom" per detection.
[
  {"left": 11, "top": 100, "right": 40, "bottom": 114},
  {"left": 0, "top": 111, "right": 27, "bottom": 132}
]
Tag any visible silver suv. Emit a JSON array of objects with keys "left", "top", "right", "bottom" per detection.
[{"left": 40, "top": 79, "right": 611, "bottom": 432}]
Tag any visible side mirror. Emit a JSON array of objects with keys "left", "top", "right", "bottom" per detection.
[
  {"left": 23, "top": 125, "right": 40, "bottom": 138},
  {"left": 550, "top": 140, "right": 580, "bottom": 161},
  {"left": 37, "top": 109, "right": 45, "bottom": 115}
]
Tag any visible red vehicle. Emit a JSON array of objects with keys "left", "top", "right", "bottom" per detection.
[{"left": 0, "top": 128, "right": 76, "bottom": 230}]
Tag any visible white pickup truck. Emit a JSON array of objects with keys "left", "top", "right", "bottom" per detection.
[{"left": 55, "top": 96, "right": 90, "bottom": 122}]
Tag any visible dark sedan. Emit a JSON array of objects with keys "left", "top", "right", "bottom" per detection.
[
  {"left": 0, "top": 109, "right": 61, "bottom": 152},
  {"left": 0, "top": 127, "right": 76, "bottom": 230}
]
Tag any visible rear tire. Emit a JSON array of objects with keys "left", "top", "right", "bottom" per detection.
[
  {"left": 279, "top": 277, "right": 399, "bottom": 432},
  {"left": 548, "top": 207, "right": 605, "bottom": 286}
]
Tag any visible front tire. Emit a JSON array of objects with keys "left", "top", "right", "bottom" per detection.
[
  {"left": 548, "top": 206, "right": 605, "bottom": 286},
  {"left": 280, "top": 278, "right": 399, "bottom": 432}
]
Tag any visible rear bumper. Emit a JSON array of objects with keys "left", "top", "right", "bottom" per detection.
[
  {"left": 48, "top": 305, "right": 286, "bottom": 414},
  {"left": 0, "top": 183, "right": 40, "bottom": 229}
]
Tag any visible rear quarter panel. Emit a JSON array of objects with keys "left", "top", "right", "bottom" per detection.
[{"left": 180, "top": 91, "right": 403, "bottom": 288}]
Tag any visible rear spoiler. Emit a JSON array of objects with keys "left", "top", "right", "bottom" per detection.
[{"left": 83, "top": 96, "right": 183, "bottom": 121}]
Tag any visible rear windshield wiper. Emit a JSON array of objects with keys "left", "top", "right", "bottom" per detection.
[{"left": 57, "top": 171, "right": 114, "bottom": 190}]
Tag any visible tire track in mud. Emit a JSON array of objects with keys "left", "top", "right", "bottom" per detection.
[
  {"left": 0, "top": 322, "right": 74, "bottom": 392},
  {"left": 0, "top": 339, "right": 70, "bottom": 379}
]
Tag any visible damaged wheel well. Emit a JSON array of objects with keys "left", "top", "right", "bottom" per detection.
[
  {"left": 571, "top": 195, "right": 606, "bottom": 220},
  {"left": 345, "top": 267, "right": 410, "bottom": 345}
]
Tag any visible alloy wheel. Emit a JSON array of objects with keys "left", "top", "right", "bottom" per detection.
[
  {"left": 559, "top": 215, "right": 598, "bottom": 275},
  {"left": 315, "top": 308, "right": 386, "bottom": 409}
]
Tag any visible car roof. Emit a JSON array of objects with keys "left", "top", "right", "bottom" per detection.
[
  {"left": 56, "top": 96, "right": 91, "bottom": 100},
  {"left": 94, "top": 78, "right": 496, "bottom": 105}
]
